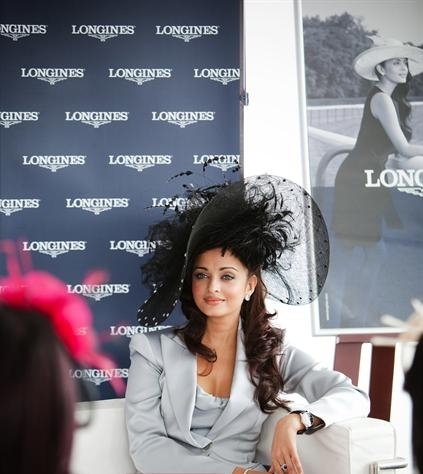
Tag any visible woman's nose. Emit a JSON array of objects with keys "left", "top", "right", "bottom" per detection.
[{"left": 208, "top": 277, "right": 220, "bottom": 293}]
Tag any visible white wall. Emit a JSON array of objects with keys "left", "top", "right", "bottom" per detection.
[
  {"left": 243, "top": 0, "right": 336, "bottom": 375},
  {"left": 243, "top": 0, "right": 334, "bottom": 359},
  {"left": 243, "top": 0, "right": 413, "bottom": 471}
]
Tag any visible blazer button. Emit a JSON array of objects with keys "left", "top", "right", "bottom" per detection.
[{"left": 203, "top": 442, "right": 212, "bottom": 453}]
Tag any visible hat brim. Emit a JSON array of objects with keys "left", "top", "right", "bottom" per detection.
[{"left": 354, "top": 45, "right": 423, "bottom": 81}]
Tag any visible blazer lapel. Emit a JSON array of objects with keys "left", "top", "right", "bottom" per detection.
[
  {"left": 208, "top": 325, "right": 256, "bottom": 437},
  {"left": 161, "top": 333, "right": 198, "bottom": 443}
]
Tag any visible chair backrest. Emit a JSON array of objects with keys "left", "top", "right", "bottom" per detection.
[{"left": 71, "top": 398, "right": 135, "bottom": 474}]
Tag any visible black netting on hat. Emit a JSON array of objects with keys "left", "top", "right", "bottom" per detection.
[{"left": 185, "top": 175, "right": 329, "bottom": 305}]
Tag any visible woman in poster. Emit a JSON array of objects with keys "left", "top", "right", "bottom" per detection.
[{"left": 329, "top": 36, "right": 423, "bottom": 328}]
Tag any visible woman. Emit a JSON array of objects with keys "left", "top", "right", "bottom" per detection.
[
  {"left": 328, "top": 36, "right": 423, "bottom": 327},
  {"left": 333, "top": 36, "right": 423, "bottom": 241},
  {"left": 0, "top": 240, "right": 122, "bottom": 474},
  {"left": 126, "top": 175, "right": 370, "bottom": 474}
]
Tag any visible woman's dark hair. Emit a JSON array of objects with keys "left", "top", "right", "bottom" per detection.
[
  {"left": 375, "top": 60, "right": 412, "bottom": 140},
  {"left": 0, "top": 305, "right": 77, "bottom": 474},
  {"left": 404, "top": 335, "right": 423, "bottom": 473},
  {"left": 392, "top": 74, "right": 412, "bottom": 140},
  {"left": 176, "top": 251, "right": 288, "bottom": 414}
]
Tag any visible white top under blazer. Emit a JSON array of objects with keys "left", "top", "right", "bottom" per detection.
[{"left": 125, "top": 325, "right": 370, "bottom": 473}]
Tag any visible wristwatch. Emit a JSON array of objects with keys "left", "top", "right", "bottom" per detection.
[{"left": 290, "top": 409, "right": 323, "bottom": 435}]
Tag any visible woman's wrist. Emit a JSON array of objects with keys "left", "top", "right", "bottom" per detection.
[
  {"left": 289, "top": 410, "right": 325, "bottom": 434},
  {"left": 231, "top": 467, "right": 262, "bottom": 474},
  {"left": 279, "top": 412, "right": 303, "bottom": 433},
  {"left": 231, "top": 467, "right": 246, "bottom": 474}
]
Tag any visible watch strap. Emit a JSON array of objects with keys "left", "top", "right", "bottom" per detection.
[{"left": 290, "top": 409, "right": 324, "bottom": 435}]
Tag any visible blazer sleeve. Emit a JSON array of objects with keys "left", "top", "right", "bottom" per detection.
[
  {"left": 125, "top": 332, "right": 241, "bottom": 474},
  {"left": 280, "top": 344, "right": 370, "bottom": 427}
]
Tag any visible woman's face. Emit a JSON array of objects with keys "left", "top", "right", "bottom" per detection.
[
  {"left": 191, "top": 248, "right": 257, "bottom": 322},
  {"left": 378, "top": 58, "right": 409, "bottom": 84}
]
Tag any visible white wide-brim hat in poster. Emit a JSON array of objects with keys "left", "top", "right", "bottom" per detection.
[{"left": 354, "top": 36, "right": 423, "bottom": 81}]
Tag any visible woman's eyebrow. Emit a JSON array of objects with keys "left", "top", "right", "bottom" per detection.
[{"left": 193, "top": 266, "right": 239, "bottom": 271}]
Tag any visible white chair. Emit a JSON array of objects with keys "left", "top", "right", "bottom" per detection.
[
  {"left": 256, "top": 408, "right": 407, "bottom": 474},
  {"left": 71, "top": 398, "right": 407, "bottom": 474}
]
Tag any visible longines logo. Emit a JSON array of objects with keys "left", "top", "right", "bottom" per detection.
[
  {"left": 151, "top": 197, "right": 188, "bottom": 209},
  {"left": 0, "top": 111, "right": 39, "bottom": 128},
  {"left": 0, "top": 198, "right": 40, "bottom": 216},
  {"left": 65, "top": 111, "right": 129, "bottom": 128},
  {"left": 71, "top": 24, "right": 135, "bottom": 42},
  {"left": 109, "top": 240, "right": 157, "bottom": 257},
  {"left": 108, "top": 68, "right": 172, "bottom": 85},
  {"left": 22, "top": 240, "right": 86, "bottom": 258},
  {"left": 155, "top": 25, "right": 219, "bottom": 42},
  {"left": 193, "top": 154, "right": 240, "bottom": 172},
  {"left": 110, "top": 324, "right": 171, "bottom": 337},
  {"left": 152, "top": 111, "right": 215, "bottom": 128},
  {"left": 193, "top": 68, "right": 240, "bottom": 85},
  {"left": 365, "top": 168, "right": 423, "bottom": 197},
  {"left": 108, "top": 154, "right": 172, "bottom": 172},
  {"left": 67, "top": 283, "right": 130, "bottom": 301},
  {"left": 21, "top": 68, "right": 85, "bottom": 85},
  {"left": 70, "top": 368, "right": 128, "bottom": 386},
  {"left": 22, "top": 154, "right": 86, "bottom": 172},
  {"left": 65, "top": 197, "right": 130, "bottom": 215},
  {"left": 0, "top": 24, "right": 47, "bottom": 41}
]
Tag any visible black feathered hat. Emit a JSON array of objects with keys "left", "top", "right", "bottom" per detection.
[{"left": 137, "top": 175, "right": 329, "bottom": 327}]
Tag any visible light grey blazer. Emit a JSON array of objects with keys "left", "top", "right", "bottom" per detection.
[{"left": 125, "top": 326, "right": 370, "bottom": 474}]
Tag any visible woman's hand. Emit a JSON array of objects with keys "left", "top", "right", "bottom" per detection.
[{"left": 268, "top": 413, "right": 304, "bottom": 474}]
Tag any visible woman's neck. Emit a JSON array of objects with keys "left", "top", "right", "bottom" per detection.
[
  {"left": 376, "top": 78, "right": 397, "bottom": 96},
  {"left": 203, "top": 317, "right": 239, "bottom": 348}
]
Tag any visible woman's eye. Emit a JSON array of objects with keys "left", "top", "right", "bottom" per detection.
[
  {"left": 222, "top": 274, "right": 235, "bottom": 281},
  {"left": 193, "top": 272, "right": 207, "bottom": 280}
]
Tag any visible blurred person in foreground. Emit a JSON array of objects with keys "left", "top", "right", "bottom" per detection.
[{"left": 0, "top": 240, "right": 123, "bottom": 474}]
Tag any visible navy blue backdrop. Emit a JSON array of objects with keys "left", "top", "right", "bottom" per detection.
[{"left": 0, "top": 0, "right": 242, "bottom": 398}]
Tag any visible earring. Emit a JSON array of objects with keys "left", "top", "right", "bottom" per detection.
[{"left": 245, "top": 294, "right": 250, "bottom": 302}]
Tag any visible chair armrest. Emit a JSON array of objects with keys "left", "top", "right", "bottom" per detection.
[
  {"left": 369, "top": 457, "right": 407, "bottom": 473},
  {"left": 256, "top": 409, "right": 405, "bottom": 474}
]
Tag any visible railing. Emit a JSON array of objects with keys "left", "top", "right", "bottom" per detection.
[
  {"left": 307, "top": 101, "right": 423, "bottom": 128},
  {"left": 307, "top": 104, "right": 364, "bottom": 127}
]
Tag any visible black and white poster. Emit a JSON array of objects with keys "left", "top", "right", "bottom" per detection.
[{"left": 299, "top": 0, "right": 423, "bottom": 334}]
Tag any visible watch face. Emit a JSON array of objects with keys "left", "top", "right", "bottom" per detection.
[{"left": 300, "top": 411, "right": 313, "bottom": 429}]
